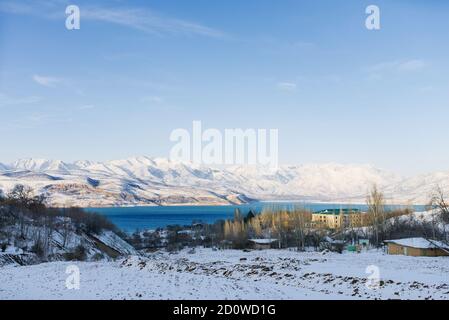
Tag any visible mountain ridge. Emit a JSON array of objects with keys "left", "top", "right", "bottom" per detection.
[{"left": 0, "top": 157, "right": 447, "bottom": 206}]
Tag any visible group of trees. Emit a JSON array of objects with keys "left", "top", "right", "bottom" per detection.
[
  {"left": 194, "top": 184, "right": 449, "bottom": 251},
  {"left": 3, "top": 182, "right": 449, "bottom": 256},
  {"left": 0, "top": 184, "right": 121, "bottom": 260},
  {"left": 222, "top": 207, "right": 321, "bottom": 250},
  {"left": 364, "top": 184, "right": 449, "bottom": 246}
]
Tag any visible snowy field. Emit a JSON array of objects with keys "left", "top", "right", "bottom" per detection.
[{"left": 1, "top": 248, "right": 449, "bottom": 300}]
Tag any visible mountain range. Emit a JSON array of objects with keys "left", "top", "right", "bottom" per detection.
[{"left": 0, "top": 157, "right": 447, "bottom": 207}]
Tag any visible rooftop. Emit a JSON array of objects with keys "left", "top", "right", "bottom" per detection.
[
  {"left": 313, "top": 208, "right": 361, "bottom": 215},
  {"left": 249, "top": 239, "right": 278, "bottom": 244},
  {"left": 384, "top": 238, "right": 449, "bottom": 250}
]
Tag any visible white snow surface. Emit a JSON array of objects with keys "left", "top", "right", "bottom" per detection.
[
  {"left": 1, "top": 248, "right": 449, "bottom": 300},
  {"left": 249, "top": 239, "right": 278, "bottom": 244},
  {"left": 0, "top": 156, "right": 448, "bottom": 206}
]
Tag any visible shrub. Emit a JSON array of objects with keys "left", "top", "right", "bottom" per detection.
[
  {"left": 92, "top": 253, "right": 104, "bottom": 261},
  {"left": 61, "top": 208, "right": 118, "bottom": 234},
  {"left": 31, "top": 239, "right": 45, "bottom": 258},
  {"left": 64, "top": 245, "right": 87, "bottom": 261}
]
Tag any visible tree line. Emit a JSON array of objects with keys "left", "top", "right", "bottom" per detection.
[{"left": 0, "top": 184, "right": 123, "bottom": 260}]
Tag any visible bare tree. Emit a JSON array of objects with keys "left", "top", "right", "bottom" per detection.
[
  {"left": 291, "top": 207, "right": 308, "bottom": 251},
  {"left": 429, "top": 185, "right": 449, "bottom": 242},
  {"left": 366, "top": 184, "right": 386, "bottom": 247},
  {"left": 430, "top": 185, "right": 449, "bottom": 222}
]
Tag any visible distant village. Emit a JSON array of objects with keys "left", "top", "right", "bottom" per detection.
[
  {"left": 129, "top": 186, "right": 449, "bottom": 258},
  {"left": 1, "top": 184, "right": 448, "bottom": 266}
]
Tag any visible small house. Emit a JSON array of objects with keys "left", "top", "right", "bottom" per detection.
[
  {"left": 320, "top": 236, "right": 346, "bottom": 253},
  {"left": 249, "top": 239, "right": 278, "bottom": 250},
  {"left": 384, "top": 238, "right": 449, "bottom": 257}
]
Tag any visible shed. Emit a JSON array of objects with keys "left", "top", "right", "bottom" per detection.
[
  {"left": 384, "top": 238, "right": 449, "bottom": 257},
  {"left": 249, "top": 239, "right": 278, "bottom": 250}
]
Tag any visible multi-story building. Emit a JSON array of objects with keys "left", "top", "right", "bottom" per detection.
[{"left": 311, "top": 209, "right": 368, "bottom": 229}]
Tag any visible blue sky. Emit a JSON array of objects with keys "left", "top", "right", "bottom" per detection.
[{"left": 0, "top": 0, "right": 448, "bottom": 175}]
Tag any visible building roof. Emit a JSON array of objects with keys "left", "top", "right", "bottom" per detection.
[
  {"left": 249, "top": 239, "right": 278, "bottom": 244},
  {"left": 313, "top": 208, "right": 360, "bottom": 215},
  {"left": 384, "top": 237, "right": 449, "bottom": 250},
  {"left": 323, "top": 236, "right": 346, "bottom": 244}
]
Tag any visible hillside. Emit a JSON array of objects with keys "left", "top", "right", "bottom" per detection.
[{"left": 0, "top": 201, "right": 138, "bottom": 266}]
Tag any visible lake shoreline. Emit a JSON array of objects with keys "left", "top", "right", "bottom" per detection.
[{"left": 83, "top": 202, "right": 426, "bottom": 233}]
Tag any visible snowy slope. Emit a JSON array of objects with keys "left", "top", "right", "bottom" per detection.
[
  {"left": 0, "top": 157, "right": 448, "bottom": 206},
  {"left": 1, "top": 248, "right": 449, "bottom": 300},
  {"left": 0, "top": 219, "right": 139, "bottom": 267}
]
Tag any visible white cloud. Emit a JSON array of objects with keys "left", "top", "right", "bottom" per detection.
[
  {"left": 79, "top": 104, "right": 95, "bottom": 110},
  {"left": 365, "top": 59, "right": 428, "bottom": 74},
  {"left": 8, "top": 113, "right": 72, "bottom": 129},
  {"left": 82, "top": 7, "right": 225, "bottom": 38},
  {"left": 363, "top": 59, "right": 428, "bottom": 81},
  {"left": 141, "top": 96, "right": 164, "bottom": 103},
  {"left": 277, "top": 82, "right": 297, "bottom": 91},
  {"left": 290, "top": 41, "right": 315, "bottom": 50},
  {"left": 397, "top": 59, "right": 427, "bottom": 72},
  {"left": 0, "top": 1, "right": 225, "bottom": 38},
  {"left": 0, "top": 93, "right": 41, "bottom": 107},
  {"left": 32, "top": 74, "right": 63, "bottom": 87}
]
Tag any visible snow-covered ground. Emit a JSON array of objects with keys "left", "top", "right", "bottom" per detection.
[{"left": 1, "top": 248, "right": 448, "bottom": 300}]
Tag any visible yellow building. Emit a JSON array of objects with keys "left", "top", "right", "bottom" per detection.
[
  {"left": 312, "top": 209, "right": 367, "bottom": 229},
  {"left": 385, "top": 238, "right": 449, "bottom": 257}
]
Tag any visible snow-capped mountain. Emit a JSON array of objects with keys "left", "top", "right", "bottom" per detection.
[
  {"left": 0, "top": 163, "right": 10, "bottom": 171},
  {"left": 12, "top": 159, "right": 77, "bottom": 173},
  {"left": 0, "top": 156, "right": 447, "bottom": 207}
]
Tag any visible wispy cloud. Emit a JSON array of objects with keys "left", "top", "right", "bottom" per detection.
[
  {"left": 82, "top": 7, "right": 225, "bottom": 38},
  {"left": 364, "top": 59, "right": 428, "bottom": 74},
  {"left": 78, "top": 104, "right": 95, "bottom": 110},
  {"left": 396, "top": 59, "right": 427, "bottom": 72},
  {"left": 7, "top": 113, "right": 73, "bottom": 129},
  {"left": 0, "top": 0, "right": 226, "bottom": 38},
  {"left": 277, "top": 82, "right": 297, "bottom": 92},
  {"left": 0, "top": 93, "right": 41, "bottom": 107},
  {"left": 363, "top": 59, "right": 429, "bottom": 81},
  {"left": 141, "top": 96, "right": 164, "bottom": 103},
  {"left": 289, "top": 41, "right": 316, "bottom": 50},
  {"left": 32, "top": 74, "right": 64, "bottom": 87}
]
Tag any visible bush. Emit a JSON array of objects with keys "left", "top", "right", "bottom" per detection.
[
  {"left": 31, "top": 240, "right": 45, "bottom": 258},
  {"left": 92, "top": 253, "right": 104, "bottom": 261},
  {"left": 1, "top": 185, "right": 119, "bottom": 235},
  {"left": 61, "top": 208, "right": 118, "bottom": 234},
  {"left": 64, "top": 245, "right": 87, "bottom": 261}
]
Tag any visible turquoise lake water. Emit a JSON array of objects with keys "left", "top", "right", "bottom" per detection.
[{"left": 85, "top": 202, "right": 425, "bottom": 233}]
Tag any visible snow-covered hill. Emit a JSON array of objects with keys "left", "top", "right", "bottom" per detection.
[
  {"left": 2, "top": 248, "right": 449, "bottom": 300},
  {"left": 0, "top": 157, "right": 447, "bottom": 206}
]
